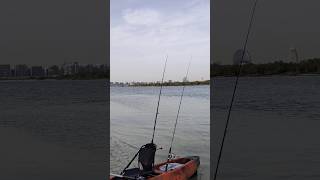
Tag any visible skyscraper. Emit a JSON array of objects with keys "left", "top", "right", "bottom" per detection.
[
  {"left": 14, "top": 64, "right": 30, "bottom": 77},
  {"left": 31, "top": 66, "right": 45, "bottom": 77},
  {"left": 233, "top": 49, "right": 251, "bottom": 65},
  {"left": 0, "top": 64, "right": 11, "bottom": 77},
  {"left": 289, "top": 47, "right": 299, "bottom": 63}
]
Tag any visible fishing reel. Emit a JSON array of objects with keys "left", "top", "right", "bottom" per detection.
[{"left": 168, "top": 153, "right": 177, "bottom": 160}]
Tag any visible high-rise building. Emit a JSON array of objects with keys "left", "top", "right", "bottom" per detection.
[
  {"left": 48, "top": 65, "right": 60, "bottom": 77},
  {"left": 0, "top": 64, "right": 11, "bottom": 77},
  {"left": 14, "top": 64, "right": 30, "bottom": 77},
  {"left": 289, "top": 48, "right": 299, "bottom": 63},
  {"left": 62, "top": 62, "right": 79, "bottom": 75},
  {"left": 31, "top": 66, "right": 45, "bottom": 77},
  {"left": 233, "top": 49, "right": 251, "bottom": 65}
]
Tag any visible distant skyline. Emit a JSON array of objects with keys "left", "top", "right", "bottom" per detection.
[
  {"left": 111, "top": 0, "right": 210, "bottom": 82},
  {"left": 0, "top": 62, "right": 107, "bottom": 66},
  {"left": 213, "top": 0, "right": 320, "bottom": 65}
]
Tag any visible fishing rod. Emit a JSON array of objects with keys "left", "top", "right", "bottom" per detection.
[
  {"left": 110, "top": 173, "right": 137, "bottom": 180},
  {"left": 151, "top": 55, "right": 168, "bottom": 144},
  {"left": 165, "top": 59, "right": 191, "bottom": 171},
  {"left": 213, "top": 0, "right": 258, "bottom": 179},
  {"left": 121, "top": 56, "right": 168, "bottom": 174}
]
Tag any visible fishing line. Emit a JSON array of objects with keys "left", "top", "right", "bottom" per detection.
[
  {"left": 113, "top": 136, "right": 139, "bottom": 150},
  {"left": 151, "top": 55, "right": 168, "bottom": 144},
  {"left": 213, "top": 0, "right": 258, "bottom": 179},
  {"left": 165, "top": 58, "right": 191, "bottom": 171}
]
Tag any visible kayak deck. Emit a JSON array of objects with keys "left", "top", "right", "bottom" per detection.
[{"left": 110, "top": 156, "right": 200, "bottom": 180}]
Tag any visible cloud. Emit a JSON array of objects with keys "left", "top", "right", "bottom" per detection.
[
  {"left": 111, "top": 0, "right": 209, "bottom": 82},
  {"left": 123, "top": 8, "right": 161, "bottom": 26}
]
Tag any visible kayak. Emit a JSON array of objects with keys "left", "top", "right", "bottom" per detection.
[{"left": 110, "top": 156, "right": 200, "bottom": 180}]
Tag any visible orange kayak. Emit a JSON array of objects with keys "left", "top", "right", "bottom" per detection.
[{"left": 110, "top": 156, "right": 200, "bottom": 180}]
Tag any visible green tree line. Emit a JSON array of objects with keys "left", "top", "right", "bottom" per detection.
[
  {"left": 211, "top": 58, "right": 320, "bottom": 77},
  {"left": 129, "top": 80, "right": 210, "bottom": 86}
]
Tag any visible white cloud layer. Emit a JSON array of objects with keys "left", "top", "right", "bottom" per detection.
[
  {"left": 111, "top": 0, "right": 209, "bottom": 82},
  {"left": 123, "top": 8, "right": 161, "bottom": 26}
]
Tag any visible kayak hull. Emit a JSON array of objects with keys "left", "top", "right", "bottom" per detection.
[
  {"left": 110, "top": 156, "right": 200, "bottom": 180},
  {"left": 151, "top": 156, "right": 200, "bottom": 180}
]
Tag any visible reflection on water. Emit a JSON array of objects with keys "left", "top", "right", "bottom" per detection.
[{"left": 111, "top": 85, "right": 210, "bottom": 179}]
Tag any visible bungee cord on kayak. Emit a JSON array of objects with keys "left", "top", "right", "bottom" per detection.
[{"left": 213, "top": 0, "right": 258, "bottom": 179}]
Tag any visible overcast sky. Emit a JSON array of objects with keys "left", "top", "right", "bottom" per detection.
[
  {"left": 213, "top": 0, "right": 320, "bottom": 64},
  {"left": 0, "top": 0, "right": 107, "bottom": 66},
  {"left": 111, "top": 0, "right": 210, "bottom": 82}
]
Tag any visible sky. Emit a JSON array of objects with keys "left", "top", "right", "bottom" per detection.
[
  {"left": 111, "top": 0, "right": 210, "bottom": 82},
  {"left": 213, "top": 0, "right": 320, "bottom": 65},
  {"left": 0, "top": 0, "right": 107, "bottom": 66}
]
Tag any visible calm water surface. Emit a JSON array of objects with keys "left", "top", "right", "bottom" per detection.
[
  {"left": 0, "top": 80, "right": 107, "bottom": 180},
  {"left": 2, "top": 76, "right": 317, "bottom": 179},
  {"left": 212, "top": 76, "right": 320, "bottom": 180},
  {"left": 111, "top": 85, "right": 210, "bottom": 179}
]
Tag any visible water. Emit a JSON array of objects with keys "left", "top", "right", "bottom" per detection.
[
  {"left": 212, "top": 76, "right": 320, "bottom": 180},
  {"left": 0, "top": 80, "right": 107, "bottom": 180},
  {"left": 110, "top": 85, "right": 210, "bottom": 179},
  {"left": 1, "top": 77, "right": 318, "bottom": 179}
]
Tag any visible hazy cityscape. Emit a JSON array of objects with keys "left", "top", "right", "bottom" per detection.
[{"left": 0, "top": 62, "right": 108, "bottom": 80}]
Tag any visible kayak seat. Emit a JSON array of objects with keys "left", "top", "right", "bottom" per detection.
[{"left": 138, "top": 143, "right": 157, "bottom": 173}]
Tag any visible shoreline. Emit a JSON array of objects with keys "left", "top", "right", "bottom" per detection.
[
  {"left": 0, "top": 73, "right": 318, "bottom": 83},
  {"left": 211, "top": 73, "right": 320, "bottom": 78},
  {"left": 124, "top": 84, "right": 210, "bottom": 87}
]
